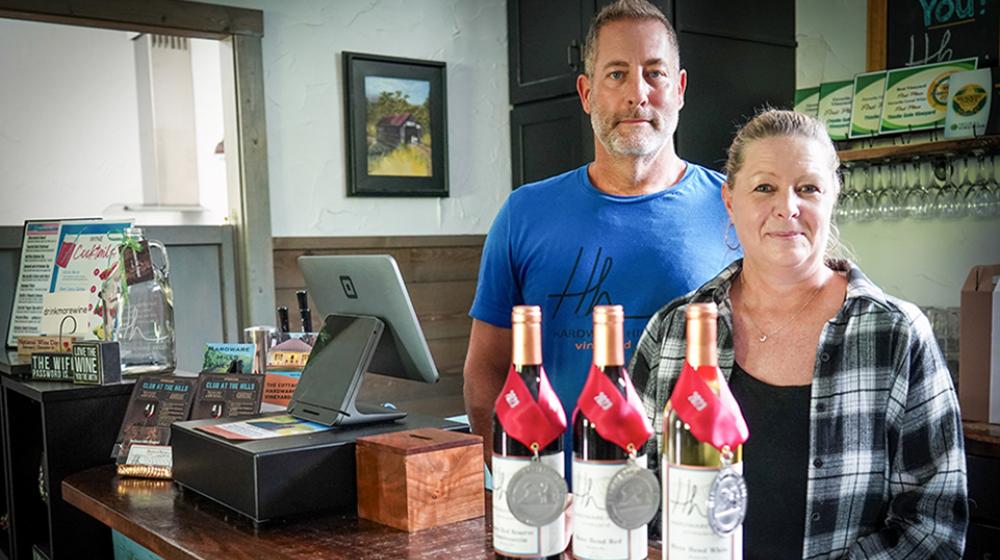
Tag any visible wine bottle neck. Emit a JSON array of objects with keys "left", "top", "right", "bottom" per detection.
[
  {"left": 513, "top": 364, "right": 542, "bottom": 400},
  {"left": 597, "top": 365, "right": 628, "bottom": 396},
  {"left": 511, "top": 322, "right": 542, "bottom": 366},
  {"left": 592, "top": 312, "right": 624, "bottom": 367},
  {"left": 685, "top": 308, "right": 718, "bottom": 368}
]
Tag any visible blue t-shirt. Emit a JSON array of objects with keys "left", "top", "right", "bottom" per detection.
[{"left": 471, "top": 163, "right": 738, "bottom": 457}]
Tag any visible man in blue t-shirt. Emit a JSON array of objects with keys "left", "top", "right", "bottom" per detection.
[{"left": 465, "top": 0, "right": 739, "bottom": 467}]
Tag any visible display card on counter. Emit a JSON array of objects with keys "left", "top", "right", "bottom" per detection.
[
  {"left": 195, "top": 413, "right": 331, "bottom": 441},
  {"left": 818, "top": 80, "right": 854, "bottom": 141},
  {"left": 261, "top": 336, "right": 313, "bottom": 411},
  {"left": 202, "top": 343, "right": 255, "bottom": 373},
  {"left": 6, "top": 219, "right": 88, "bottom": 347},
  {"left": 46, "top": 220, "right": 134, "bottom": 339},
  {"left": 112, "top": 375, "right": 197, "bottom": 459},
  {"left": 190, "top": 373, "right": 264, "bottom": 420},
  {"left": 116, "top": 443, "right": 173, "bottom": 480},
  {"left": 880, "top": 58, "right": 977, "bottom": 133},
  {"left": 6, "top": 219, "right": 134, "bottom": 347},
  {"left": 849, "top": 71, "right": 887, "bottom": 138}
]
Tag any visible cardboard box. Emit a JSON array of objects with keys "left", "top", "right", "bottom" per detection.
[
  {"left": 991, "top": 281, "right": 1000, "bottom": 423},
  {"left": 356, "top": 428, "right": 484, "bottom": 532},
  {"left": 959, "top": 264, "right": 1000, "bottom": 422}
]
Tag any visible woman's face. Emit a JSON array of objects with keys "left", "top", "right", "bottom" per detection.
[{"left": 722, "top": 135, "right": 838, "bottom": 274}]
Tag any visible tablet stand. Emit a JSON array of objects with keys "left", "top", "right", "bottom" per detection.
[{"left": 287, "top": 314, "right": 407, "bottom": 427}]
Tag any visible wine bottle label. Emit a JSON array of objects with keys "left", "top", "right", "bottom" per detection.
[
  {"left": 493, "top": 453, "right": 566, "bottom": 557},
  {"left": 572, "top": 455, "right": 648, "bottom": 560},
  {"left": 663, "top": 463, "right": 743, "bottom": 560}
]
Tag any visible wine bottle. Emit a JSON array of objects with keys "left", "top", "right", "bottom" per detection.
[
  {"left": 277, "top": 306, "right": 290, "bottom": 334},
  {"left": 573, "top": 305, "right": 653, "bottom": 560},
  {"left": 295, "top": 290, "right": 312, "bottom": 333},
  {"left": 492, "top": 305, "right": 566, "bottom": 560},
  {"left": 662, "top": 302, "right": 748, "bottom": 560}
]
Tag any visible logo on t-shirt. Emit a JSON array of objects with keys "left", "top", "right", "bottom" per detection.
[{"left": 547, "top": 247, "right": 613, "bottom": 318}]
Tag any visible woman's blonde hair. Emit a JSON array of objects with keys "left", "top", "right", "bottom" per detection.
[{"left": 724, "top": 108, "right": 850, "bottom": 261}]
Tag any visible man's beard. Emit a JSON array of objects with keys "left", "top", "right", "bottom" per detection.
[{"left": 590, "top": 106, "right": 676, "bottom": 157}]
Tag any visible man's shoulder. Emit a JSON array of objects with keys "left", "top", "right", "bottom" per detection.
[
  {"left": 682, "top": 162, "right": 726, "bottom": 188},
  {"left": 512, "top": 165, "right": 587, "bottom": 200}
]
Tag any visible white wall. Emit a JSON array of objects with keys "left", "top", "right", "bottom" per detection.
[
  {"left": 839, "top": 219, "right": 999, "bottom": 308},
  {"left": 0, "top": 19, "right": 228, "bottom": 226},
  {"left": 797, "top": 0, "right": 1000, "bottom": 307},
  {"left": 795, "top": 0, "right": 868, "bottom": 88},
  {"left": 213, "top": 0, "right": 510, "bottom": 237}
]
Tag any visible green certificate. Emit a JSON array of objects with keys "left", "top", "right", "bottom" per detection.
[
  {"left": 880, "top": 58, "right": 977, "bottom": 133},
  {"left": 849, "top": 71, "right": 886, "bottom": 138},
  {"left": 794, "top": 87, "right": 820, "bottom": 118},
  {"left": 818, "top": 81, "right": 853, "bottom": 141}
]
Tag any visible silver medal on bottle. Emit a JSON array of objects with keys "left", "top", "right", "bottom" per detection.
[
  {"left": 605, "top": 444, "right": 660, "bottom": 530},
  {"left": 706, "top": 445, "right": 747, "bottom": 535},
  {"left": 506, "top": 444, "right": 567, "bottom": 527}
]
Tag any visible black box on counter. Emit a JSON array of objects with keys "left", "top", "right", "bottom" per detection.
[{"left": 171, "top": 412, "right": 467, "bottom": 523}]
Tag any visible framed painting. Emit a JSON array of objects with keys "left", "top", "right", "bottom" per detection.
[{"left": 344, "top": 52, "right": 448, "bottom": 197}]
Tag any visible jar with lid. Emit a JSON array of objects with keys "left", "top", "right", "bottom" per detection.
[{"left": 100, "top": 227, "right": 176, "bottom": 374}]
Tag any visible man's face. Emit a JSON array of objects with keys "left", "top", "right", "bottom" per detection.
[{"left": 578, "top": 19, "right": 686, "bottom": 159}]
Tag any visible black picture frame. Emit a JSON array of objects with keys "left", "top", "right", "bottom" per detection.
[{"left": 344, "top": 52, "right": 449, "bottom": 197}]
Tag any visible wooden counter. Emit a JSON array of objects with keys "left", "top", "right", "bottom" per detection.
[{"left": 63, "top": 465, "right": 661, "bottom": 560}]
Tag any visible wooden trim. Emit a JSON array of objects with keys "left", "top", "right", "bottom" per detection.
[
  {"left": 218, "top": 226, "right": 240, "bottom": 344},
  {"left": 233, "top": 34, "right": 276, "bottom": 328},
  {"left": 838, "top": 135, "right": 1000, "bottom": 162},
  {"left": 866, "top": 0, "right": 887, "bottom": 71},
  {"left": 273, "top": 235, "right": 487, "bottom": 251},
  {"left": 0, "top": 0, "right": 263, "bottom": 38}
]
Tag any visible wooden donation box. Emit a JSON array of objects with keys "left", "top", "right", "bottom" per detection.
[{"left": 356, "top": 428, "right": 484, "bottom": 531}]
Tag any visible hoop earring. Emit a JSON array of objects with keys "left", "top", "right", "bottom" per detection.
[{"left": 724, "top": 221, "right": 741, "bottom": 251}]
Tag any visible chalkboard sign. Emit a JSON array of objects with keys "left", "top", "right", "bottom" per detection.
[{"left": 885, "top": 0, "right": 998, "bottom": 69}]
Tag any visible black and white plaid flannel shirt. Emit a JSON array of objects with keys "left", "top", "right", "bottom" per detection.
[{"left": 630, "top": 259, "right": 968, "bottom": 559}]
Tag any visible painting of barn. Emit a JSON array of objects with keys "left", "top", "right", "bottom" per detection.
[
  {"left": 376, "top": 112, "right": 423, "bottom": 148},
  {"left": 364, "top": 76, "right": 432, "bottom": 177}
]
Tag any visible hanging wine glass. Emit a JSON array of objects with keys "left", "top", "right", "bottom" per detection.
[
  {"left": 934, "top": 157, "right": 964, "bottom": 219},
  {"left": 837, "top": 166, "right": 854, "bottom": 222},
  {"left": 902, "top": 159, "right": 930, "bottom": 219},
  {"left": 846, "top": 163, "right": 868, "bottom": 222},
  {"left": 990, "top": 153, "right": 1000, "bottom": 216},
  {"left": 855, "top": 163, "right": 877, "bottom": 222},
  {"left": 965, "top": 154, "right": 994, "bottom": 218},
  {"left": 876, "top": 161, "right": 903, "bottom": 220}
]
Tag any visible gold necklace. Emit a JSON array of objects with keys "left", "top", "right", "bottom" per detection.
[{"left": 738, "top": 281, "right": 824, "bottom": 343}]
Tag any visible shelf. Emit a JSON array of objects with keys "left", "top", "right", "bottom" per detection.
[
  {"left": 0, "top": 354, "right": 30, "bottom": 378},
  {"left": 837, "top": 134, "right": 1000, "bottom": 163},
  {"left": 0, "top": 376, "right": 134, "bottom": 404}
]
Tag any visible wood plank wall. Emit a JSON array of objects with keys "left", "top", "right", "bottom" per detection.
[{"left": 273, "top": 235, "right": 485, "bottom": 417}]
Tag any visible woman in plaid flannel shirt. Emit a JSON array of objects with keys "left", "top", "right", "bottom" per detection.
[{"left": 631, "top": 109, "right": 967, "bottom": 559}]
